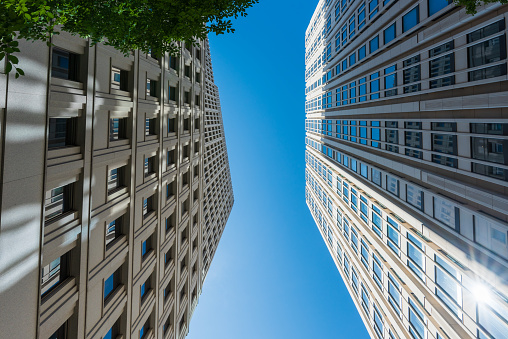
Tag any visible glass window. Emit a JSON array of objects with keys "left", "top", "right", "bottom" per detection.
[
  {"left": 52, "top": 48, "right": 80, "bottom": 81},
  {"left": 434, "top": 196, "right": 460, "bottom": 232},
  {"left": 435, "top": 266, "right": 462, "bottom": 306},
  {"left": 409, "top": 299, "right": 426, "bottom": 339},
  {"left": 388, "top": 274, "right": 401, "bottom": 313},
  {"left": 45, "top": 184, "right": 73, "bottom": 222},
  {"left": 468, "top": 19, "right": 506, "bottom": 43},
  {"left": 49, "top": 118, "right": 77, "bottom": 149},
  {"left": 106, "top": 217, "right": 122, "bottom": 247},
  {"left": 359, "top": 45, "right": 366, "bottom": 60},
  {"left": 110, "top": 117, "right": 127, "bottom": 140},
  {"left": 384, "top": 23, "right": 396, "bottom": 44},
  {"left": 430, "top": 53, "right": 454, "bottom": 77},
  {"left": 468, "top": 36, "right": 507, "bottom": 68},
  {"left": 386, "top": 175, "right": 399, "bottom": 196},
  {"left": 104, "top": 270, "right": 119, "bottom": 300},
  {"left": 469, "top": 64, "right": 507, "bottom": 81},
  {"left": 406, "top": 185, "right": 424, "bottom": 210},
  {"left": 370, "top": 36, "right": 379, "bottom": 53},
  {"left": 403, "top": 6, "right": 419, "bottom": 33},
  {"left": 361, "top": 164, "right": 368, "bottom": 178},
  {"left": 471, "top": 137, "right": 508, "bottom": 165},
  {"left": 373, "top": 254, "right": 383, "bottom": 288},
  {"left": 387, "top": 219, "right": 400, "bottom": 254},
  {"left": 428, "top": 0, "right": 451, "bottom": 16},
  {"left": 408, "top": 234, "right": 426, "bottom": 280},
  {"left": 372, "top": 168, "right": 382, "bottom": 186},
  {"left": 471, "top": 123, "right": 508, "bottom": 135},
  {"left": 374, "top": 304, "right": 384, "bottom": 338},
  {"left": 478, "top": 303, "right": 508, "bottom": 339},
  {"left": 41, "top": 255, "right": 67, "bottom": 297}
]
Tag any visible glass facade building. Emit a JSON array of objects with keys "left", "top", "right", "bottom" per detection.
[{"left": 305, "top": 0, "right": 508, "bottom": 338}]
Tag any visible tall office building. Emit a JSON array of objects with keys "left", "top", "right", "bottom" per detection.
[
  {"left": 305, "top": 0, "right": 508, "bottom": 338},
  {"left": 0, "top": 32, "right": 233, "bottom": 339}
]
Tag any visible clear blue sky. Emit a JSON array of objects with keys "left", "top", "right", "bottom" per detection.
[{"left": 187, "top": 1, "right": 370, "bottom": 338}]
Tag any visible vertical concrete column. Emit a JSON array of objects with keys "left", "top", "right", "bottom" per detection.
[{"left": 0, "top": 39, "right": 50, "bottom": 339}]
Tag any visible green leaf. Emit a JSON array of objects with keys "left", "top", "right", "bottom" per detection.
[
  {"left": 7, "top": 55, "right": 18, "bottom": 64},
  {"left": 0, "top": 53, "right": 4, "bottom": 61},
  {"left": 17, "top": 68, "right": 24, "bottom": 76},
  {"left": 15, "top": 72, "right": 19, "bottom": 79},
  {"left": 5, "top": 62, "right": 12, "bottom": 73}
]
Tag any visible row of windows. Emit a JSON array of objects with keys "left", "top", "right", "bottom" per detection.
[
  {"left": 53, "top": 46, "right": 202, "bottom": 108},
  {"left": 306, "top": 189, "right": 432, "bottom": 339},
  {"left": 48, "top": 114, "right": 200, "bottom": 152},
  {"left": 306, "top": 0, "right": 454, "bottom": 82},
  {"left": 305, "top": 140, "right": 508, "bottom": 259},
  {"left": 306, "top": 19, "right": 507, "bottom": 111},
  {"left": 306, "top": 120, "right": 508, "bottom": 181},
  {"left": 306, "top": 161, "right": 508, "bottom": 339}
]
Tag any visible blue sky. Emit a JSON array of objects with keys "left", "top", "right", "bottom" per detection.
[{"left": 187, "top": 1, "right": 370, "bottom": 338}]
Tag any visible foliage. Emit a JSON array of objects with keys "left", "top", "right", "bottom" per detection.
[
  {"left": 0, "top": 0, "right": 258, "bottom": 77},
  {"left": 455, "top": 0, "right": 508, "bottom": 14}
]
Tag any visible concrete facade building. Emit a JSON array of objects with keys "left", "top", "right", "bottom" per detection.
[
  {"left": 0, "top": 32, "right": 233, "bottom": 339},
  {"left": 305, "top": 0, "right": 508, "bottom": 338}
]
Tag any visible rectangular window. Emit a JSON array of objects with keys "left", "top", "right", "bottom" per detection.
[
  {"left": 52, "top": 48, "right": 80, "bottom": 81},
  {"left": 169, "top": 56, "right": 178, "bottom": 71},
  {"left": 432, "top": 134, "right": 457, "bottom": 155},
  {"left": 403, "top": 6, "right": 419, "bottom": 32},
  {"left": 428, "top": 0, "right": 452, "bottom": 16},
  {"left": 370, "top": 36, "right": 379, "bottom": 53},
  {"left": 111, "top": 66, "right": 129, "bottom": 91},
  {"left": 145, "top": 118, "right": 156, "bottom": 136},
  {"left": 406, "top": 185, "right": 424, "bottom": 210},
  {"left": 468, "top": 36, "right": 506, "bottom": 68},
  {"left": 361, "top": 241, "right": 370, "bottom": 268},
  {"left": 41, "top": 253, "right": 68, "bottom": 297},
  {"left": 430, "top": 53, "right": 454, "bottom": 77},
  {"left": 141, "top": 277, "right": 151, "bottom": 300},
  {"left": 144, "top": 156, "right": 156, "bottom": 176},
  {"left": 467, "top": 19, "right": 505, "bottom": 43},
  {"left": 409, "top": 299, "right": 426, "bottom": 339},
  {"left": 469, "top": 64, "right": 507, "bottom": 81},
  {"left": 405, "top": 131, "right": 422, "bottom": 149},
  {"left": 472, "top": 123, "right": 508, "bottom": 136},
  {"left": 108, "top": 166, "right": 125, "bottom": 193},
  {"left": 374, "top": 304, "right": 384, "bottom": 338},
  {"left": 430, "top": 75, "right": 455, "bottom": 88},
  {"left": 472, "top": 162, "right": 508, "bottom": 181},
  {"left": 361, "top": 287, "right": 370, "bottom": 313},
  {"left": 407, "top": 234, "right": 426, "bottom": 281},
  {"left": 386, "top": 175, "right": 399, "bottom": 197},
  {"left": 387, "top": 217, "right": 400, "bottom": 254},
  {"left": 146, "top": 79, "right": 157, "bottom": 97},
  {"left": 384, "top": 73, "right": 397, "bottom": 97},
  {"left": 404, "top": 65, "right": 421, "bottom": 85},
  {"left": 104, "top": 268, "right": 121, "bottom": 301},
  {"left": 106, "top": 217, "right": 122, "bottom": 247},
  {"left": 358, "top": 45, "right": 366, "bottom": 60},
  {"left": 388, "top": 274, "right": 401, "bottom": 314},
  {"left": 433, "top": 196, "right": 460, "bottom": 231},
  {"left": 169, "top": 86, "right": 177, "bottom": 102},
  {"left": 143, "top": 195, "right": 154, "bottom": 217},
  {"left": 110, "top": 118, "right": 127, "bottom": 141},
  {"left": 471, "top": 137, "right": 508, "bottom": 165},
  {"left": 45, "top": 184, "right": 73, "bottom": 221},
  {"left": 384, "top": 23, "right": 396, "bottom": 44},
  {"left": 48, "top": 118, "right": 77, "bottom": 149},
  {"left": 373, "top": 254, "right": 383, "bottom": 288}
]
